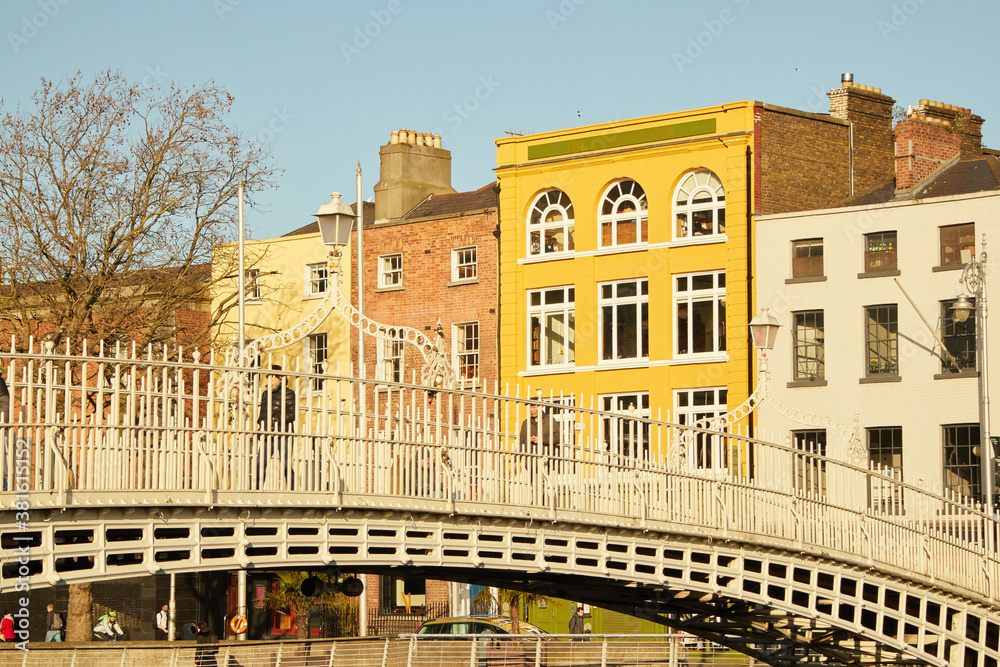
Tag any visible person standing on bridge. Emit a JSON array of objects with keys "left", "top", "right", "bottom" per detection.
[
  {"left": 256, "top": 365, "right": 297, "bottom": 489},
  {"left": 518, "top": 404, "right": 560, "bottom": 456}
]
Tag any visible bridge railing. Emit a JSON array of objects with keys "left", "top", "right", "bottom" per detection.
[
  {"left": 1, "top": 339, "right": 998, "bottom": 602},
  {"left": 0, "top": 635, "right": 752, "bottom": 667}
]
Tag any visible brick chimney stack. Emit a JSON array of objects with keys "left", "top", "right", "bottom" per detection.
[
  {"left": 828, "top": 75, "right": 896, "bottom": 196},
  {"left": 374, "top": 129, "right": 455, "bottom": 224},
  {"left": 893, "top": 101, "right": 984, "bottom": 193}
]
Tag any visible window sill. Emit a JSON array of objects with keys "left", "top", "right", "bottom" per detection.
[
  {"left": 596, "top": 358, "right": 650, "bottom": 371},
  {"left": 375, "top": 286, "right": 404, "bottom": 293},
  {"left": 787, "top": 379, "right": 828, "bottom": 388},
  {"left": 447, "top": 279, "right": 479, "bottom": 287},
  {"left": 934, "top": 370, "right": 979, "bottom": 380},
  {"left": 858, "top": 269, "right": 901, "bottom": 279},
  {"left": 524, "top": 251, "right": 575, "bottom": 263},
  {"left": 519, "top": 365, "right": 578, "bottom": 377},
  {"left": 668, "top": 234, "right": 727, "bottom": 247},
  {"left": 785, "top": 275, "right": 827, "bottom": 284},
  {"left": 859, "top": 374, "right": 901, "bottom": 384},
  {"left": 932, "top": 264, "right": 965, "bottom": 273},
  {"left": 302, "top": 294, "right": 325, "bottom": 301}
]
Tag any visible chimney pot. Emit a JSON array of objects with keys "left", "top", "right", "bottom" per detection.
[
  {"left": 390, "top": 130, "right": 399, "bottom": 144},
  {"left": 433, "top": 135, "right": 441, "bottom": 149},
  {"left": 841, "top": 72, "right": 853, "bottom": 84}
]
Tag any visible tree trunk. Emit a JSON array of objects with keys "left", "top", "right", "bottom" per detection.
[
  {"left": 509, "top": 595, "right": 520, "bottom": 634},
  {"left": 67, "top": 582, "right": 93, "bottom": 641},
  {"left": 296, "top": 602, "right": 310, "bottom": 639}
]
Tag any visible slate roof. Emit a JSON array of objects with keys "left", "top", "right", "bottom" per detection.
[
  {"left": 400, "top": 182, "right": 498, "bottom": 220},
  {"left": 841, "top": 155, "right": 1000, "bottom": 207}
]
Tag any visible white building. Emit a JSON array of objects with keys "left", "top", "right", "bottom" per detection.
[{"left": 755, "top": 100, "right": 1000, "bottom": 504}]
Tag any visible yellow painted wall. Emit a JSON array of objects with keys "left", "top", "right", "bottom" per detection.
[
  {"left": 211, "top": 232, "right": 352, "bottom": 375},
  {"left": 495, "top": 102, "right": 753, "bottom": 425}
]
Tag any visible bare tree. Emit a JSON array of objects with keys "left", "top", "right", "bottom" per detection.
[{"left": 0, "top": 70, "right": 276, "bottom": 353}]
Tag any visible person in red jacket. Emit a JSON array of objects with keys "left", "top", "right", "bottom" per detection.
[{"left": 1, "top": 611, "right": 15, "bottom": 641}]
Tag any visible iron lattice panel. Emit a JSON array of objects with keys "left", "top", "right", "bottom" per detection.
[{"left": 3, "top": 506, "right": 999, "bottom": 666}]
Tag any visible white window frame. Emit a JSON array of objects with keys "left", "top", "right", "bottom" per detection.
[
  {"left": 246, "top": 268, "right": 262, "bottom": 301},
  {"left": 307, "top": 332, "right": 327, "bottom": 389},
  {"left": 376, "top": 328, "right": 405, "bottom": 383},
  {"left": 674, "top": 271, "right": 726, "bottom": 358},
  {"left": 598, "top": 180, "right": 647, "bottom": 248},
  {"left": 600, "top": 392, "right": 650, "bottom": 460},
  {"left": 599, "top": 278, "right": 648, "bottom": 363},
  {"left": 378, "top": 254, "right": 402, "bottom": 289},
  {"left": 451, "top": 246, "right": 478, "bottom": 282},
  {"left": 453, "top": 321, "right": 480, "bottom": 386},
  {"left": 527, "top": 189, "right": 575, "bottom": 257},
  {"left": 674, "top": 387, "right": 728, "bottom": 475},
  {"left": 528, "top": 286, "right": 575, "bottom": 368},
  {"left": 306, "top": 262, "right": 328, "bottom": 297},
  {"left": 672, "top": 169, "right": 725, "bottom": 242}
]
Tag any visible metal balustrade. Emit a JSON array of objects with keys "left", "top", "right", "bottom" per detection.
[
  {"left": 2, "top": 339, "right": 1000, "bottom": 665},
  {"left": 0, "top": 635, "right": 753, "bottom": 667}
]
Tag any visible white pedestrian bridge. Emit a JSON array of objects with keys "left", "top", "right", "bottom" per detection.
[{"left": 1, "top": 341, "right": 999, "bottom": 666}]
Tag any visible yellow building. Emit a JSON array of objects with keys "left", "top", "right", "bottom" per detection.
[
  {"left": 495, "top": 80, "right": 895, "bottom": 464},
  {"left": 211, "top": 212, "right": 363, "bottom": 378}
]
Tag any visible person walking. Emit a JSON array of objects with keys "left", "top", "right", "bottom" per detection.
[
  {"left": 45, "top": 604, "right": 63, "bottom": 642},
  {"left": 0, "top": 611, "right": 14, "bottom": 641},
  {"left": 93, "top": 610, "right": 125, "bottom": 641},
  {"left": 256, "top": 366, "right": 296, "bottom": 489},
  {"left": 568, "top": 606, "right": 585, "bottom": 640},
  {"left": 155, "top": 604, "right": 169, "bottom": 640},
  {"left": 194, "top": 621, "right": 219, "bottom": 667}
]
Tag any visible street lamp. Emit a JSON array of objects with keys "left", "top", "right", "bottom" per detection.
[
  {"left": 314, "top": 191, "right": 356, "bottom": 248},
  {"left": 236, "top": 190, "right": 455, "bottom": 388},
  {"left": 951, "top": 234, "right": 992, "bottom": 509}
]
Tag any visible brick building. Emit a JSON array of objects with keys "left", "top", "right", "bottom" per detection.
[
  {"left": 344, "top": 130, "right": 499, "bottom": 630},
  {"left": 348, "top": 130, "right": 499, "bottom": 391}
]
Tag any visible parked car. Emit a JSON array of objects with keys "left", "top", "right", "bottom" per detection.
[{"left": 416, "top": 616, "right": 547, "bottom": 636}]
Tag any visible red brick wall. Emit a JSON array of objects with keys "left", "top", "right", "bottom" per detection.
[
  {"left": 894, "top": 117, "right": 963, "bottom": 190},
  {"left": 348, "top": 209, "right": 499, "bottom": 389}
]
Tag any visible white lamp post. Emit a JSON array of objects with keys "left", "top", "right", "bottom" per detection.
[{"left": 951, "top": 234, "right": 992, "bottom": 510}]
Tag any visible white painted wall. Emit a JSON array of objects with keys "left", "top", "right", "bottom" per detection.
[{"left": 755, "top": 191, "right": 1000, "bottom": 496}]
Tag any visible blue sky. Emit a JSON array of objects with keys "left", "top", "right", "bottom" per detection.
[{"left": 2, "top": 0, "right": 998, "bottom": 240}]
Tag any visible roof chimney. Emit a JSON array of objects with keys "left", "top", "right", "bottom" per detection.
[
  {"left": 893, "top": 100, "right": 983, "bottom": 193},
  {"left": 374, "top": 129, "right": 455, "bottom": 224},
  {"left": 828, "top": 75, "right": 896, "bottom": 196}
]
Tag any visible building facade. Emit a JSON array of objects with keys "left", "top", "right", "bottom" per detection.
[
  {"left": 755, "top": 98, "right": 998, "bottom": 503},
  {"left": 494, "top": 76, "right": 896, "bottom": 465}
]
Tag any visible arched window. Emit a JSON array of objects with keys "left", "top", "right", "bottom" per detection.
[
  {"left": 527, "top": 189, "right": 574, "bottom": 256},
  {"left": 598, "top": 180, "right": 647, "bottom": 248},
  {"left": 673, "top": 170, "right": 725, "bottom": 240}
]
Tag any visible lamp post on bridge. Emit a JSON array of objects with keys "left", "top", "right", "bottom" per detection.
[{"left": 950, "top": 234, "right": 993, "bottom": 511}]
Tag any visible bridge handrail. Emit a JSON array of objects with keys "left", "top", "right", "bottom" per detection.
[{"left": 1, "top": 340, "right": 998, "bottom": 604}]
